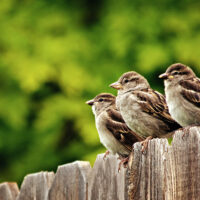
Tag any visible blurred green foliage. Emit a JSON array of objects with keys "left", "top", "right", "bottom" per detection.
[{"left": 0, "top": 0, "right": 200, "bottom": 184}]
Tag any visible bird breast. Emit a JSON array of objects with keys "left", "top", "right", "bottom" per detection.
[
  {"left": 95, "top": 113, "right": 129, "bottom": 156},
  {"left": 165, "top": 82, "right": 200, "bottom": 126},
  {"left": 116, "top": 92, "right": 170, "bottom": 138}
]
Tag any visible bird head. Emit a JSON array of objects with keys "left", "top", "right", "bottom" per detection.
[
  {"left": 159, "top": 63, "right": 195, "bottom": 83},
  {"left": 86, "top": 93, "right": 116, "bottom": 116},
  {"left": 110, "top": 71, "right": 150, "bottom": 93}
]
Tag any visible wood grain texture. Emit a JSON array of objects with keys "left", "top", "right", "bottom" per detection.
[
  {"left": 0, "top": 127, "right": 200, "bottom": 200},
  {"left": 48, "top": 161, "right": 91, "bottom": 200},
  {"left": 16, "top": 171, "right": 54, "bottom": 200},
  {"left": 88, "top": 154, "right": 128, "bottom": 200},
  {"left": 0, "top": 182, "right": 19, "bottom": 200},
  {"left": 128, "top": 126, "right": 200, "bottom": 200}
]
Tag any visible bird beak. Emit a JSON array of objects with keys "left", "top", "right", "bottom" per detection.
[
  {"left": 159, "top": 73, "right": 174, "bottom": 80},
  {"left": 109, "top": 82, "right": 123, "bottom": 90},
  {"left": 86, "top": 99, "right": 94, "bottom": 106},
  {"left": 159, "top": 73, "right": 169, "bottom": 80}
]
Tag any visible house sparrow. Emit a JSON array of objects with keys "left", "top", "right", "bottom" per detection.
[
  {"left": 110, "top": 71, "right": 181, "bottom": 149},
  {"left": 86, "top": 93, "right": 144, "bottom": 162},
  {"left": 159, "top": 63, "right": 200, "bottom": 127}
]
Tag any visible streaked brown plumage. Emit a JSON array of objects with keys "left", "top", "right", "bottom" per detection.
[
  {"left": 110, "top": 71, "right": 181, "bottom": 140},
  {"left": 86, "top": 93, "right": 144, "bottom": 157},
  {"left": 159, "top": 63, "right": 200, "bottom": 126}
]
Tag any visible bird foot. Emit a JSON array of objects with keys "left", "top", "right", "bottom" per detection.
[
  {"left": 103, "top": 150, "right": 110, "bottom": 160},
  {"left": 141, "top": 136, "right": 153, "bottom": 154},
  {"left": 182, "top": 125, "right": 196, "bottom": 139},
  {"left": 118, "top": 157, "right": 129, "bottom": 172}
]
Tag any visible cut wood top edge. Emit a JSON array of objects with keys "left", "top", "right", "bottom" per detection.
[
  {"left": 22, "top": 171, "right": 55, "bottom": 179},
  {"left": 0, "top": 182, "right": 19, "bottom": 186},
  {"left": 57, "top": 160, "right": 92, "bottom": 171},
  {"left": 1, "top": 126, "right": 200, "bottom": 188},
  {"left": 132, "top": 126, "right": 200, "bottom": 152}
]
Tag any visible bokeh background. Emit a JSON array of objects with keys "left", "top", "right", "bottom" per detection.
[{"left": 0, "top": 0, "right": 200, "bottom": 184}]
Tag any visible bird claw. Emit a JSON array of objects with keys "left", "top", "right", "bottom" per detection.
[
  {"left": 118, "top": 157, "right": 129, "bottom": 172},
  {"left": 181, "top": 125, "right": 195, "bottom": 139},
  {"left": 103, "top": 150, "right": 110, "bottom": 160},
  {"left": 141, "top": 136, "right": 153, "bottom": 154}
]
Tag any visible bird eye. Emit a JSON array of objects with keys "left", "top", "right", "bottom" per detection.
[
  {"left": 172, "top": 71, "right": 179, "bottom": 75},
  {"left": 98, "top": 98, "right": 103, "bottom": 102},
  {"left": 124, "top": 79, "right": 129, "bottom": 83}
]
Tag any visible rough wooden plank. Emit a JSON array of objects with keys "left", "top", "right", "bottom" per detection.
[
  {"left": 0, "top": 182, "right": 19, "bottom": 200},
  {"left": 88, "top": 154, "right": 128, "bottom": 200},
  {"left": 127, "top": 138, "right": 168, "bottom": 200},
  {"left": 0, "top": 127, "right": 199, "bottom": 200},
  {"left": 48, "top": 161, "right": 91, "bottom": 200},
  {"left": 16, "top": 171, "right": 54, "bottom": 200},
  {"left": 128, "top": 126, "right": 200, "bottom": 200},
  {"left": 168, "top": 127, "right": 200, "bottom": 199}
]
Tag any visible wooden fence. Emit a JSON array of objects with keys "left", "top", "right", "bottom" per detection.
[{"left": 0, "top": 126, "right": 200, "bottom": 200}]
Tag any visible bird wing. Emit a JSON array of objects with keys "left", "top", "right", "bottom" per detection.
[
  {"left": 106, "top": 108, "right": 144, "bottom": 151},
  {"left": 133, "top": 89, "right": 181, "bottom": 131},
  {"left": 180, "top": 78, "right": 200, "bottom": 107}
]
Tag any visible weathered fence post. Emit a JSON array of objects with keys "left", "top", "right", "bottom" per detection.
[
  {"left": 16, "top": 172, "right": 54, "bottom": 200},
  {"left": 128, "top": 126, "right": 200, "bottom": 200},
  {"left": 48, "top": 161, "right": 91, "bottom": 200},
  {"left": 88, "top": 154, "right": 128, "bottom": 200},
  {"left": 0, "top": 182, "right": 19, "bottom": 200},
  {"left": 0, "top": 127, "right": 200, "bottom": 200}
]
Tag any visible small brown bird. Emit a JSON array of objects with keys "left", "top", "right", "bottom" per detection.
[
  {"left": 110, "top": 71, "right": 181, "bottom": 149},
  {"left": 159, "top": 63, "right": 200, "bottom": 127},
  {"left": 86, "top": 93, "right": 144, "bottom": 165}
]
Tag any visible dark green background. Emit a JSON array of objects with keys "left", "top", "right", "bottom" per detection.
[{"left": 0, "top": 0, "right": 199, "bottom": 184}]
